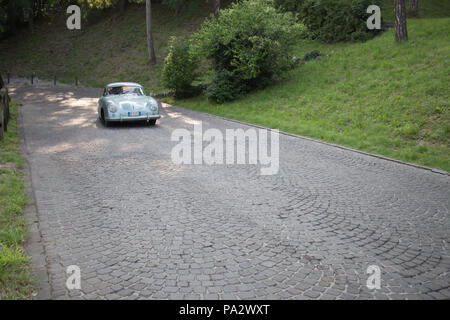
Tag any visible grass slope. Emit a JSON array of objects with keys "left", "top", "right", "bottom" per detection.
[
  {"left": 178, "top": 18, "right": 450, "bottom": 171},
  {"left": 0, "top": 101, "right": 34, "bottom": 299},
  {"left": 0, "top": 1, "right": 217, "bottom": 92}
]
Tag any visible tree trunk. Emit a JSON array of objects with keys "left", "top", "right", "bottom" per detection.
[
  {"left": 146, "top": 0, "right": 157, "bottom": 65},
  {"left": 395, "top": 0, "right": 408, "bottom": 42},
  {"left": 409, "top": 0, "right": 418, "bottom": 17},
  {"left": 214, "top": 0, "right": 220, "bottom": 18}
]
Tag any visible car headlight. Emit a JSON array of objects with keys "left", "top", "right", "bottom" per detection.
[
  {"left": 147, "top": 101, "right": 157, "bottom": 111},
  {"left": 108, "top": 104, "right": 117, "bottom": 113}
]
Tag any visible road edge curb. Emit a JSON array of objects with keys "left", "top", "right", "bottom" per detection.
[
  {"left": 165, "top": 103, "right": 449, "bottom": 177},
  {"left": 18, "top": 102, "right": 53, "bottom": 300}
]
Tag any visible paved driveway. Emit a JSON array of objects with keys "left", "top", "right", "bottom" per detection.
[{"left": 10, "top": 81, "right": 450, "bottom": 300}]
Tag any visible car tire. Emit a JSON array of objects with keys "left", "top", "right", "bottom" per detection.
[
  {"left": 101, "top": 109, "right": 111, "bottom": 127},
  {"left": 148, "top": 119, "right": 156, "bottom": 126}
]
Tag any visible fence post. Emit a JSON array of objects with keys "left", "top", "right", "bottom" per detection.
[
  {"left": 7, "top": 73, "right": 10, "bottom": 84},
  {"left": 0, "top": 84, "right": 9, "bottom": 141},
  {"left": 31, "top": 73, "right": 34, "bottom": 85},
  {"left": 0, "top": 92, "right": 4, "bottom": 141},
  {"left": 75, "top": 77, "right": 78, "bottom": 86},
  {"left": 54, "top": 75, "right": 56, "bottom": 86}
]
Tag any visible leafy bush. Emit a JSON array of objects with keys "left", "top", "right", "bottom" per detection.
[
  {"left": 204, "top": 69, "right": 244, "bottom": 104},
  {"left": 274, "top": 0, "right": 305, "bottom": 13},
  {"left": 162, "top": 37, "right": 199, "bottom": 98},
  {"left": 192, "top": 0, "right": 304, "bottom": 103},
  {"left": 298, "top": 0, "right": 383, "bottom": 43}
]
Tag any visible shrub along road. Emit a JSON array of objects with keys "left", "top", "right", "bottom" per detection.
[{"left": 10, "top": 80, "right": 450, "bottom": 300}]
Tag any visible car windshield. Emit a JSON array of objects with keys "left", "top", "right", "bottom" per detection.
[{"left": 107, "top": 86, "right": 144, "bottom": 96}]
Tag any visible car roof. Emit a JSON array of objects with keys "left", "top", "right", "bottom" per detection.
[{"left": 105, "top": 82, "right": 142, "bottom": 88}]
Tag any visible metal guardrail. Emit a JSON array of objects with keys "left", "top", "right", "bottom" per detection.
[{"left": 3, "top": 73, "right": 80, "bottom": 87}]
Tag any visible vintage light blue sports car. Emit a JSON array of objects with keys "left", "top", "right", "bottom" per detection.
[{"left": 98, "top": 82, "right": 161, "bottom": 126}]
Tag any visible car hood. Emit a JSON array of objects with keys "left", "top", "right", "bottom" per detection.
[{"left": 104, "top": 95, "right": 157, "bottom": 110}]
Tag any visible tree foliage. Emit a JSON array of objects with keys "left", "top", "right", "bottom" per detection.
[
  {"left": 298, "top": 0, "right": 383, "bottom": 43},
  {"left": 273, "top": 0, "right": 305, "bottom": 13},
  {"left": 162, "top": 37, "right": 199, "bottom": 97},
  {"left": 0, "top": 0, "right": 69, "bottom": 37},
  {"left": 0, "top": 0, "right": 204, "bottom": 37},
  {"left": 191, "top": 0, "right": 304, "bottom": 102}
]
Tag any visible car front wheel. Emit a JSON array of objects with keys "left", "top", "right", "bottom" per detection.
[
  {"left": 148, "top": 119, "right": 156, "bottom": 126},
  {"left": 101, "top": 109, "right": 110, "bottom": 127}
]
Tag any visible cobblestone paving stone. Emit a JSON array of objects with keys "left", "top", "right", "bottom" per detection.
[{"left": 10, "top": 82, "right": 450, "bottom": 300}]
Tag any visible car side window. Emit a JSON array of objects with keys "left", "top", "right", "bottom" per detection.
[{"left": 103, "top": 88, "right": 107, "bottom": 96}]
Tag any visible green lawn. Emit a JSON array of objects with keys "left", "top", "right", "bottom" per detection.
[
  {"left": 177, "top": 18, "right": 450, "bottom": 172},
  {"left": 0, "top": 101, "right": 34, "bottom": 299}
]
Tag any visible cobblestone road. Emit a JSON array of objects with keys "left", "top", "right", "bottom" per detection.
[{"left": 10, "top": 81, "right": 450, "bottom": 300}]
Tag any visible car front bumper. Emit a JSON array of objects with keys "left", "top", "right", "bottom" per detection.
[{"left": 106, "top": 113, "right": 161, "bottom": 122}]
